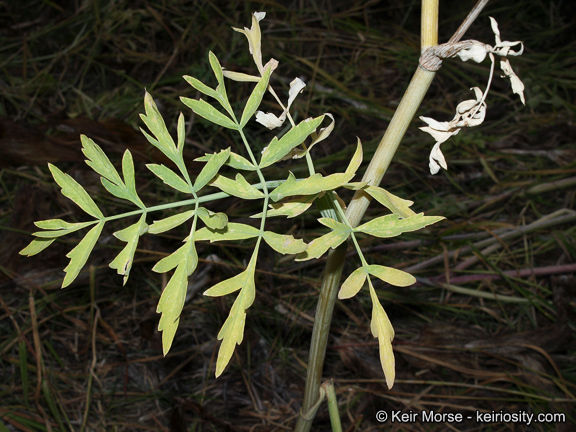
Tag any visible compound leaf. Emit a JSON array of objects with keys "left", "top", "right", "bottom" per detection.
[
  {"left": 49, "top": 164, "right": 103, "bottom": 219},
  {"left": 259, "top": 115, "right": 324, "bottom": 168},
  {"left": 62, "top": 221, "right": 105, "bottom": 288}
]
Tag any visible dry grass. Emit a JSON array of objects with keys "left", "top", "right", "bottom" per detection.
[{"left": 1, "top": 0, "right": 575, "bottom": 431}]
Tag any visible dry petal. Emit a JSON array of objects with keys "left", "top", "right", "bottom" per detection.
[
  {"left": 456, "top": 43, "right": 489, "bottom": 63},
  {"left": 500, "top": 59, "right": 526, "bottom": 104},
  {"left": 256, "top": 111, "right": 285, "bottom": 129},
  {"left": 429, "top": 142, "right": 448, "bottom": 175}
]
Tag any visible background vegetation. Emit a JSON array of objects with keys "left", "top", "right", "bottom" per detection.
[{"left": 1, "top": 0, "right": 575, "bottom": 430}]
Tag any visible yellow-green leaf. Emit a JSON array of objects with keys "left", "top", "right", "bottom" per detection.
[
  {"left": 354, "top": 213, "right": 444, "bottom": 238},
  {"left": 259, "top": 116, "right": 324, "bottom": 168},
  {"left": 153, "top": 242, "right": 189, "bottom": 274},
  {"left": 338, "top": 267, "right": 368, "bottom": 299},
  {"left": 208, "top": 51, "right": 234, "bottom": 117},
  {"left": 194, "top": 222, "right": 260, "bottom": 242},
  {"left": 140, "top": 92, "right": 178, "bottom": 161},
  {"left": 209, "top": 173, "right": 264, "bottom": 200},
  {"left": 49, "top": 164, "right": 103, "bottom": 219},
  {"left": 367, "top": 265, "right": 415, "bottom": 287},
  {"left": 156, "top": 239, "right": 198, "bottom": 355},
  {"left": 195, "top": 151, "right": 256, "bottom": 171},
  {"left": 32, "top": 220, "right": 95, "bottom": 238},
  {"left": 149, "top": 210, "right": 196, "bottom": 234},
  {"left": 345, "top": 138, "right": 363, "bottom": 175},
  {"left": 369, "top": 282, "right": 395, "bottom": 389},
  {"left": 183, "top": 75, "right": 219, "bottom": 100},
  {"left": 262, "top": 231, "right": 307, "bottom": 254},
  {"left": 251, "top": 195, "right": 317, "bottom": 218},
  {"left": 177, "top": 112, "right": 185, "bottom": 153},
  {"left": 223, "top": 70, "right": 260, "bottom": 82},
  {"left": 270, "top": 171, "right": 354, "bottom": 202},
  {"left": 122, "top": 150, "right": 145, "bottom": 208},
  {"left": 364, "top": 186, "right": 416, "bottom": 219},
  {"left": 194, "top": 148, "right": 231, "bottom": 192},
  {"left": 196, "top": 207, "right": 228, "bottom": 230},
  {"left": 180, "top": 98, "right": 238, "bottom": 130},
  {"left": 209, "top": 249, "right": 258, "bottom": 377},
  {"left": 109, "top": 213, "right": 148, "bottom": 285},
  {"left": 291, "top": 113, "right": 335, "bottom": 159},
  {"left": 19, "top": 238, "right": 56, "bottom": 256},
  {"left": 62, "top": 221, "right": 105, "bottom": 288},
  {"left": 157, "top": 263, "right": 186, "bottom": 355},
  {"left": 294, "top": 221, "right": 350, "bottom": 261},
  {"left": 147, "top": 164, "right": 192, "bottom": 194},
  {"left": 240, "top": 65, "right": 272, "bottom": 128},
  {"left": 215, "top": 292, "right": 247, "bottom": 377},
  {"left": 203, "top": 270, "right": 246, "bottom": 297},
  {"left": 81, "top": 135, "right": 123, "bottom": 186}
]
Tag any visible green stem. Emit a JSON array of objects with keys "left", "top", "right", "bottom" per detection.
[
  {"left": 295, "top": 1, "right": 442, "bottom": 430},
  {"left": 295, "top": 65, "right": 437, "bottom": 432},
  {"left": 101, "top": 179, "right": 285, "bottom": 222}
]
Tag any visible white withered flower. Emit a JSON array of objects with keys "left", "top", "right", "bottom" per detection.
[
  {"left": 256, "top": 77, "right": 306, "bottom": 129},
  {"left": 420, "top": 87, "right": 486, "bottom": 175},
  {"left": 421, "top": 17, "right": 525, "bottom": 175}
]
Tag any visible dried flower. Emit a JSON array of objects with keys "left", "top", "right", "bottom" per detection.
[
  {"left": 256, "top": 78, "right": 306, "bottom": 129},
  {"left": 420, "top": 17, "right": 525, "bottom": 175}
]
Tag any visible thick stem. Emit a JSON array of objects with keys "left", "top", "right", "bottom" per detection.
[
  {"left": 296, "top": 0, "right": 492, "bottom": 429},
  {"left": 295, "top": 245, "right": 347, "bottom": 432},
  {"left": 295, "top": 28, "right": 438, "bottom": 432},
  {"left": 296, "top": 1, "right": 439, "bottom": 431}
]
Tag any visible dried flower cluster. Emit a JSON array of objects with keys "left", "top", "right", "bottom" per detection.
[{"left": 420, "top": 17, "right": 525, "bottom": 175}]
